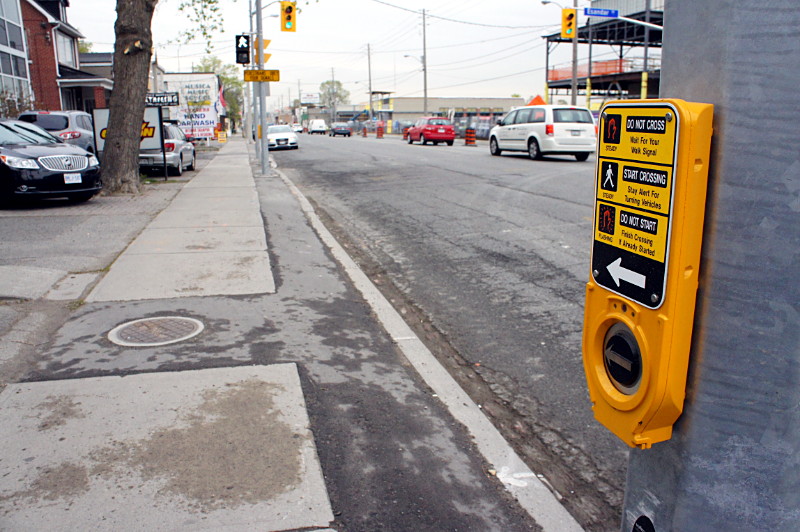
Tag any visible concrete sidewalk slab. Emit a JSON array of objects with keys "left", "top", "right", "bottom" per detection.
[
  {"left": 87, "top": 140, "right": 275, "bottom": 302},
  {"left": 147, "top": 207, "right": 263, "bottom": 229},
  {"left": 0, "top": 364, "right": 334, "bottom": 531},
  {"left": 124, "top": 226, "right": 267, "bottom": 255},
  {"left": 86, "top": 251, "right": 273, "bottom": 301},
  {"left": 0, "top": 265, "right": 65, "bottom": 300}
]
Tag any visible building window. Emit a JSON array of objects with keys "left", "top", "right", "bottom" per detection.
[
  {"left": 6, "top": 21, "right": 21, "bottom": 51},
  {"left": 56, "top": 31, "right": 76, "bottom": 68}
]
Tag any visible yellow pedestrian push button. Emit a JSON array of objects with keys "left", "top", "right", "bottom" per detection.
[{"left": 582, "top": 99, "right": 713, "bottom": 449}]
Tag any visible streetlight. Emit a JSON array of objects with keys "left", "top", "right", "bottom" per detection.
[
  {"left": 404, "top": 54, "right": 427, "bottom": 115},
  {"left": 542, "top": 0, "right": 579, "bottom": 106}
]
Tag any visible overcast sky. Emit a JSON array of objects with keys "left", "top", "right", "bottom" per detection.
[{"left": 67, "top": 0, "right": 606, "bottom": 108}]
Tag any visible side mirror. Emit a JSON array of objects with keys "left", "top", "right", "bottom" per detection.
[{"left": 497, "top": 119, "right": 503, "bottom": 126}]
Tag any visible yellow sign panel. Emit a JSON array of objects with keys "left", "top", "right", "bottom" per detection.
[
  {"left": 598, "top": 108, "right": 676, "bottom": 165},
  {"left": 593, "top": 104, "right": 678, "bottom": 307},
  {"left": 244, "top": 69, "right": 280, "bottom": 82},
  {"left": 582, "top": 99, "right": 714, "bottom": 450}
]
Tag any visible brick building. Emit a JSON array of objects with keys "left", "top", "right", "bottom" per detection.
[{"left": 21, "top": 0, "right": 111, "bottom": 111}]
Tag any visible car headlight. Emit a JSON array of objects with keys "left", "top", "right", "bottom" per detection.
[
  {"left": 88, "top": 155, "right": 100, "bottom": 167},
  {"left": 0, "top": 155, "right": 39, "bottom": 169}
]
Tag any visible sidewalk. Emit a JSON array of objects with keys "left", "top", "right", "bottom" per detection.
[{"left": 0, "top": 137, "right": 581, "bottom": 531}]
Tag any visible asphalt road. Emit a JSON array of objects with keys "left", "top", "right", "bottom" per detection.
[{"left": 274, "top": 133, "right": 630, "bottom": 530}]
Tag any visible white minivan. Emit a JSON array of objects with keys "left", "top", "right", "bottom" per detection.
[
  {"left": 489, "top": 105, "right": 596, "bottom": 161},
  {"left": 308, "top": 119, "right": 327, "bottom": 134}
]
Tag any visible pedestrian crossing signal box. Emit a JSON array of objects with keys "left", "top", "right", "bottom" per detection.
[{"left": 582, "top": 99, "right": 714, "bottom": 449}]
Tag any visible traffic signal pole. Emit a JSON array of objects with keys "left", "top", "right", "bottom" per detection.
[
  {"left": 620, "top": 2, "right": 800, "bottom": 530},
  {"left": 255, "top": 0, "right": 269, "bottom": 174}
]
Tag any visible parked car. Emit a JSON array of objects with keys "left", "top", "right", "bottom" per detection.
[
  {"left": 292, "top": 123, "right": 303, "bottom": 133},
  {"left": 18, "top": 110, "right": 96, "bottom": 154},
  {"left": 266, "top": 125, "right": 299, "bottom": 150},
  {"left": 329, "top": 122, "right": 352, "bottom": 137},
  {"left": 489, "top": 105, "right": 596, "bottom": 161},
  {"left": 0, "top": 119, "right": 101, "bottom": 204},
  {"left": 407, "top": 117, "right": 456, "bottom": 146},
  {"left": 139, "top": 123, "right": 196, "bottom": 176},
  {"left": 308, "top": 119, "right": 327, "bottom": 134}
]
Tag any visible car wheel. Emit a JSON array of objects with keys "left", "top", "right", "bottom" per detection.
[
  {"left": 575, "top": 153, "right": 590, "bottom": 162},
  {"left": 407, "top": 134, "right": 413, "bottom": 144},
  {"left": 172, "top": 156, "right": 183, "bottom": 176},
  {"left": 421, "top": 134, "right": 427, "bottom": 145},
  {"left": 528, "top": 139, "right": 542, "bottom": 160},
  {"left": 446, "top": 140, "right": 454, "bottom": 146},
  {"left": 187, "top": 151, "right": 196, "bottom": 171},
  {"left": 490, "top": 137, "right": 502, "bottom": 156}
]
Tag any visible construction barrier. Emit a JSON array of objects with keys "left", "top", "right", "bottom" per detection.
[
  {"left": 362, "top": 127, "right": 367, "bottom": 137},
  {"left": 376, "top": 126, "right": 384, "bottom": 139},
  {"left": 465, "top": 128, "right": 476, "bottom": 146},
  {"left": 402, "top": 127, "right": 410, "bottom": 140}
]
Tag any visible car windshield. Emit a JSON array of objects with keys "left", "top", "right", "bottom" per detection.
[
  {"left": 427, "top": 119, "right": 450, "bottom": 126},
  {"left": 18, "top": 113, "right": 69, "bottom": 131},
  {"left": 553, "top": 109, "right": 594, "bottom": 124},
  {"left": 0, "top": 121, "right": 59, "bottom": 145},
  {"left": 268, "top": 125, "right": 292, "bottom": 133}
]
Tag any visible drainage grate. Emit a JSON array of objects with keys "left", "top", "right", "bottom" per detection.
[{"left": 108, "top": 316, "right": 205, "bottom": 347}]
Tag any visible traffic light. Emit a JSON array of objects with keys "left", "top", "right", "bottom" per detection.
[
  {"left": 561, "top": 8, "right": 577, "bottom": 39},
  {"left": 280, "top": 1, "right": 296, "bottom": 32},
  {"left": 235, "top": 34, "right": 250, "bottom": 64}
]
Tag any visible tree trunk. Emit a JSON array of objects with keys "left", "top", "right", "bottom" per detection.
[{"left": 102, "top": 0, "right": 158, "bottom": 194}]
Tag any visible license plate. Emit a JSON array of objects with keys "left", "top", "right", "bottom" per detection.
[
  {"left": 278, "top": 139, "right": 287, "bottom": 145},
  {"left": 438, "top": 128, "right": 445, "bottom": 133},
  {"left": 64, "top": 173, "right": 82, "bottom": 184},
  {"left": 571, "top": 130, "right": 581, "bottom": 136}
]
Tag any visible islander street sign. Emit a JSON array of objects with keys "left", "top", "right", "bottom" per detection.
[
  {"left": 591, "top": 102, "right": 678, "bottom": 309},
  {"left": 145, "top": 92, "right": 180, "bottom": 106}
]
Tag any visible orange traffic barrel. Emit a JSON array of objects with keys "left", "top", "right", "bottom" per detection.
[
  {"left": 377, "top": 126, "right": 384, "bottom": 139},
  {"left": 465, "top": 128, "right": 476, "bottom": 146},
  {"left": 403, "top": 127, "right": 409, "bottom": 140},
  {"left": 362, "top": 127, "right": 368, "bottom": 137}
]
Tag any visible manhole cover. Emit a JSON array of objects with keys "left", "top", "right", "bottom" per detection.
[{"left": 108, "top": 316, "right": 204, "bottom": 347}]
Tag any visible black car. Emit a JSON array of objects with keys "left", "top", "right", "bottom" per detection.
[
  {"left": 0, "top": 119, "right": 101, "bottom": 204},
  {"left": 329, "top": 122, "right": 352, "bottom": 137}
]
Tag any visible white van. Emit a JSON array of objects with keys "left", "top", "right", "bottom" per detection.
[
  {"left": 489, "top": 105, "right": 596, "bottom": 161},
  {"left": 308, "top": 119, "right": 327, "bottom": 134}
]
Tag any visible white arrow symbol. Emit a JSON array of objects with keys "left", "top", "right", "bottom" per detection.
[{"left": 607, "top": 257, "right": 646, "bottom": 288}]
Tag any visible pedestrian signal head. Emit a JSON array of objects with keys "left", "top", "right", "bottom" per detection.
[
  {"left": 280, "top": 1, "right": 296, "bottom": 32},
  {"left": 561, "top": 8, "right": 577, "bottom": 39}
]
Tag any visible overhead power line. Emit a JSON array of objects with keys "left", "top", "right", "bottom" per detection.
[{"left": 368, "top": 0, "right": 550, "bottom": 29}]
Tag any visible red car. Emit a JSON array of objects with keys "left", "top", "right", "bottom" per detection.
[{"left": 407, "top": 117, "right": 456, "bottom": 146}]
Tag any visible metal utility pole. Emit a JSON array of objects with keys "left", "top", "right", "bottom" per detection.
[
  {"left": 422, "top": 9, "right": 428, "bottom": 114},
  {"left": 367, "top": 43, "right": 373, "bottom": 121},
  {"left": 256, "top": 0, "right": 268, "bottom": 173},
  {"left": 621, "top": 2, "right": 800, "bottom": 530},
  {"left": 330, "top": 67, "right": 336, "bottom": 123},
  {"left": 570, "top": 0, "right": 578, "bottom": 105},
  {"left": 248, "top": 0, "right": 258, "bottom": 158}
]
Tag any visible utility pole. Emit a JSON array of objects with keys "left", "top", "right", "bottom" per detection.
[
  {"left": 330, "top": 67, "right": 336, "bottom": 123},
  {"left": 255, "top": 0, "right": 268, "bottom": 173},
  {"left": 570, "top": 0, "right": 577, "bottom": 105},
  {"left": 422, "top": 9, "right": 428, "bottom": 115},
  {"left": 367, "top": 43, "right": 373, "bottom": 121},
  {"left": 620, "top": 2, "right": 800, "bottom": 530}
]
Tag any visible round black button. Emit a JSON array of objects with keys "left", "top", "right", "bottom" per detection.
[{"left": 603, "top": 322, "right": 642, "bottom": 395}]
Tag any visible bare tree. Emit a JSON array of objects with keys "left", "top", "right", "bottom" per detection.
[
  {"left": 102, "top": 0, "right": 157, "bottom": 194},
  {"left": 101, "top": 0, "right": 229, "bottom": 194}
]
